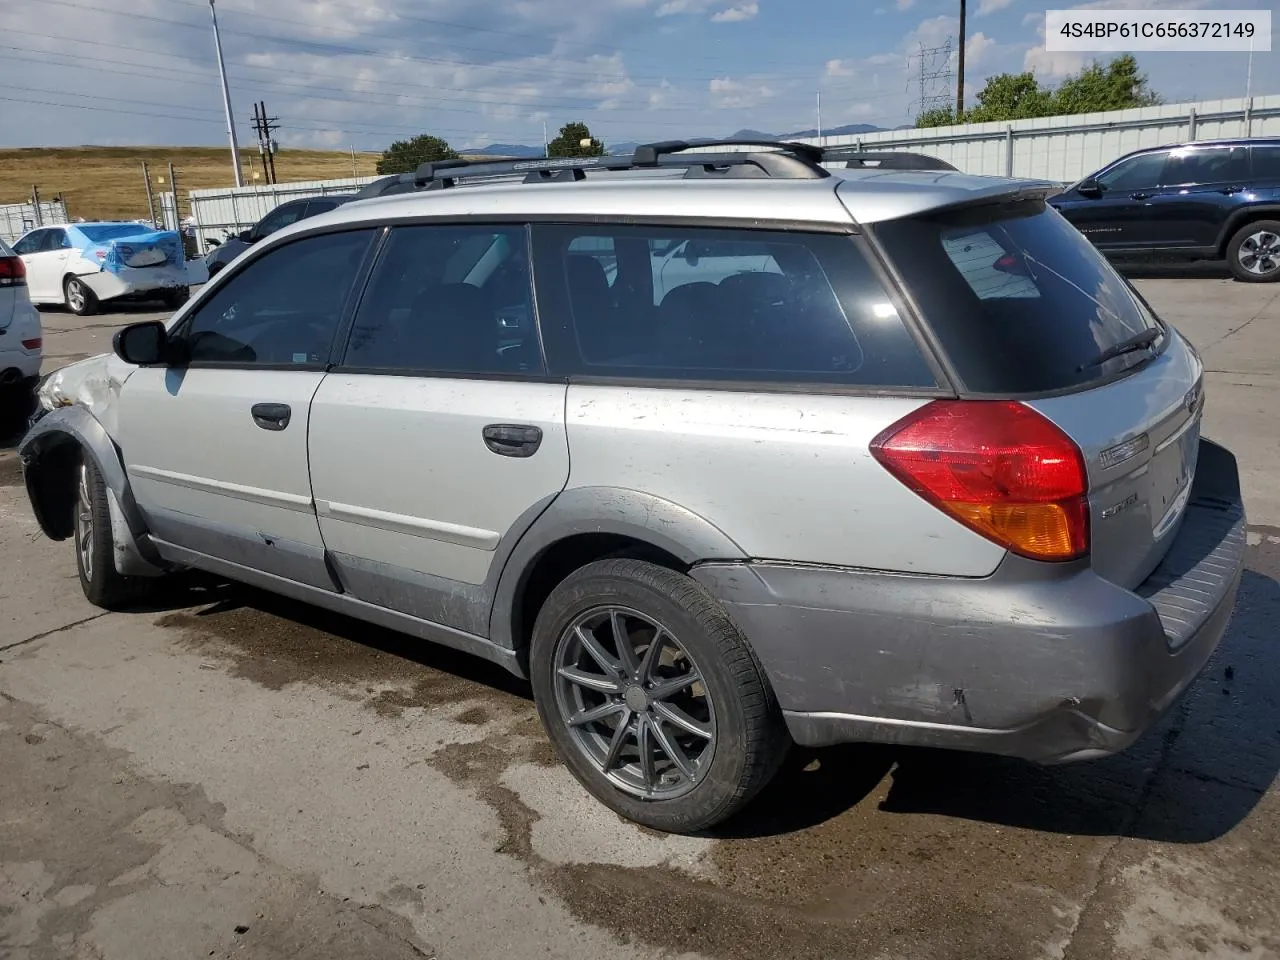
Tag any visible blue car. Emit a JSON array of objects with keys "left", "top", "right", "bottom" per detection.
[
  {"left": 11, "top": 222, "right": 189, "bottom": 316},
  {"left": 1049, "top": 137, "right": 1280, "bottom": 282}
]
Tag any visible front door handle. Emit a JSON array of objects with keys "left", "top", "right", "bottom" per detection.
[
  {"left": 251, "top": 402, "right": 292, "bottom": 431},
  {"left": 482, "top": 424, "right": 543, "bottom": 458},
  {"left": 1129, "top": 191, "right": 1153, "bottom": 201},
  {"left": 1220, "top": 185, "right": 1244, "bottom": 195}
]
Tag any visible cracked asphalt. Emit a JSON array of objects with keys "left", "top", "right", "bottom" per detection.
[{"left": 2, "top": 268, "right": 1279, "bottom": 960}]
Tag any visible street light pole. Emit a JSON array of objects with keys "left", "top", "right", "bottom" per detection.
[{"left": 209, "top": 0, "right": 243, "bottom": 187}]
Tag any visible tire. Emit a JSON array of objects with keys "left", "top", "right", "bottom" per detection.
[
  {"left": 1226, "top": 220, "right": 1280, "bottom": 283},
  {"left": 530, "top": 558, "right": 789, "bottom": 833},
  {"left": 64, "top": 275, "right": 98, "bottom": 316},
  {"left": 74, "top": 456, "right": 152, "bottom": 609},
  {"left": 162, "top": 286, "right": 190, "bottom": 309}
]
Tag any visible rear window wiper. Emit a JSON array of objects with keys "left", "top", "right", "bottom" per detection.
[{"left": 1078, "top": 326, "right": 1164, "bottom": 372}]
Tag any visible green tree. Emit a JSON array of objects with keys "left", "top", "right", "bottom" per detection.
[
  {"left": 915, "top": 55, "right": 1162, "bottom": 128},
  {"left": 915, "top": 106, "right": 959, "bottom": 128},
  {"left": 1052, "top": 54, "right": 1161, "bottom": 114},
  {"left": 376, "top": 134, "right": 459, "bottom": 175},
  {"left": 547, "top": 121, "right": 604, "bottom": 158},
  {"left": 966, "top": 72, "right": 1055, "bottom": 123}
]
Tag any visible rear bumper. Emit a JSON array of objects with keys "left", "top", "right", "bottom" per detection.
[
  {"left": 693, "top": 439, "right": 1246, "bottom": 764},
  {"left": 80, "top": 266, "right": 187, "bottom": 301}
]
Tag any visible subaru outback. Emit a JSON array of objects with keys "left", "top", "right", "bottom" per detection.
[{"left": 19, "top": 141, "right": 1246, "bottom": 833}]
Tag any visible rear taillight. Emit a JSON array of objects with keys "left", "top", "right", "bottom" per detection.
[
  {"left": 22, "top": 337, "right": 42, "bottom": 351},
  {"left": 0, "top": 255, "right": 26, "bottom": 286},
  {"left": 871, "top": 400, "right": 1089, "bottom": 561}
]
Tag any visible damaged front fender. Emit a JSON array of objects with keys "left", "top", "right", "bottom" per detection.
[{"left": 20, "top": 403, "right": 166, "bottom": 577}]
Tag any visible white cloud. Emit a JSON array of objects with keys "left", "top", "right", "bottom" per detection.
[
  {"left": 966, "top": 31, "right": 999, "bottom": 69},
  {"left": 708, "top": 76, "right": 775, "bottom": 109},
  {"left": 977, "top": 0, "right": 1014, "bottom": 14},
  {"left": 711, "top": 3, "right": 758, "bottom": 22},
  {"left": 896, "top": 0, "right": 915, "bottom": 9},
  {"left": 825, "top": 59, "right": 856, "bottom": 78}
]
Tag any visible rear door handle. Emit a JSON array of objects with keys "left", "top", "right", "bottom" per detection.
[
  {"left": 251, "top": 402, "right": 292, "bottom": 431},
  {"left": 1220, "top": 185, "right": 1244, "bottom": 195},
  {"left": 482, "top": 424, "right": 543, "bottom": 458},
  {"left": 1129, "top": 191, "right": 1153, "bottom": 201}
]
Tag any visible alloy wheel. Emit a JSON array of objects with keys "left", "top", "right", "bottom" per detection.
[
  {"left": 1239, "top": 230, "right": 1280, "bottom": 277},
  {"left": 76, "top": 463, "right": 93, "bottom": 582},
  {"left": 552, "top": 605, "right": 716, "bottom": 800},
  {"left": 67, "top": 279, "right": 86, "bottom": 312}
]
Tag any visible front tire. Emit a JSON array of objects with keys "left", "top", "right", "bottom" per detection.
[
  {"left": 64, "top": 276, "right": 98, "bottom": 316},
  {"left": 530, "top": 558, "right": 789, "bottom": 833},
  {"left": 74, "top": 457, "right": 151, "bottom": 609},
  {"left": 1226, "top": 220, "right": 1280, "bottom": 282}
]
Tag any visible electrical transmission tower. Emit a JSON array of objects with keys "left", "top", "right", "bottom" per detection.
[
  {"left": 250, "top": 101, "right": 281, "bottom": 184},
  {"left": 909, "top": 38, "right": 955, "bottom": 120}
]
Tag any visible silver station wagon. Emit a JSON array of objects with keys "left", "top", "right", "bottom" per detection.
[{"left": 20, "top": 141, "right": 1245, "bottom": 832}]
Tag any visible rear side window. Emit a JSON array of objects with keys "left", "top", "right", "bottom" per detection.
[
  {"left": 533, "top": 224, "right": 936, "bottom": 389},
  {"left": 1161, "top": 146, "right": 1248, "bottom": 186},
  {"left": 342, "top": 224, "right": 539, "bottom": 376},
  {"left": 873, "top": 200, "right": 1161, "bottom": 394},
  {"left": 1252, "top": 145, "right": 1280, "bottom": 179}
]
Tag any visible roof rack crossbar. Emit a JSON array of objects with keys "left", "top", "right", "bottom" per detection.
[{"left": 821, "top": 149, "right": 958, "bottom": 171}]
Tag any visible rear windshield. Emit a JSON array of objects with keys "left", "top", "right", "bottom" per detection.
[
  {"left": 78, "top": 224, "right": 151, "bottom": 242},
  {"left": 873, "top": 200, "right": 1162, "bottom": 393}
]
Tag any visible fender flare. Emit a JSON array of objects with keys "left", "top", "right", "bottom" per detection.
[
  {"left": 19, "top": 406, "right": 165, "bottom": 574},
  {"left": 486, "top": 486, "right": 747, "bottom": 651}
]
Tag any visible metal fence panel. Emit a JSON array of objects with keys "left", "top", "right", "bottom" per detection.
[
  {"left": 186, "top": 176, "right": 377, "bottom": 250},
  {"left": 796, "top": 93, "right": 1280, "bottom": 182},
  {"left": 0, "top": 200, "right": 70, "bottom": 244}
]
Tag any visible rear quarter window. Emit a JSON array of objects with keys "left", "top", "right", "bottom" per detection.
[{"left": 873, "top": 200, "right": 1162, "bottom": 394}]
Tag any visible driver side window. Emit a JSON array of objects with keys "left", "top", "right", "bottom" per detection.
[
  {"left": 253, "top": 201, "right": 308, "bottom": 240},
  {"left": 176, "top": 229, "right": 375, "bottom": 367},
  {"left": 1096, "top": 151, "right": 1168, "bottom": 192},
  {"left": 13, "top": 230, "right": 45, "bottom": 255}
]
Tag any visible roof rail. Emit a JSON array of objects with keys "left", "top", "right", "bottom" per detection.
[
  {"left": 350, "top": 139, "right": 832, "bottom": 200},
  {"left": 822, "top": 149, "right": 957, "bottom": 171}
]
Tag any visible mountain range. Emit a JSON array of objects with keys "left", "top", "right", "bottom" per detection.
[{"left": 464, "top": 124, "right": 894, "bottom": 158}]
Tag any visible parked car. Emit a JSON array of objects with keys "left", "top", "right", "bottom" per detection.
[
  {"left": 1050, "top": 137, "right": 1280, "bottom": 281},
  {"left": 19, "top": 142, "right": 1245, "bottom": 832},
  {"left": 0, "top": 237, "right": 42, "bottom": 424},
  {"left": 11, "top": 222, "right": 189, "bottom": 316},
  {"left": 204, "top": 195, "right": 354, "bottom": 277}
]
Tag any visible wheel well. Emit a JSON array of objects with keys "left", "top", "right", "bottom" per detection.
[
  {"left": 1219, "top": 212, "right": 1280, "bottom": 256},
  {"left": 26, "top": 435, "right": 82, "bottom": 541},
  {"left": 513, "top": 534, "right": 687, "bottom": 652}
]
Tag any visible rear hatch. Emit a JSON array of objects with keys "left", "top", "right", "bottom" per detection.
[{"left": 872, "top": 197, "right": 1203, "bottom": 588}]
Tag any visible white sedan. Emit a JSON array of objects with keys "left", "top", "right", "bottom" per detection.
[{"left": 11, "top": 222, "right": 189, "bottom": 316}]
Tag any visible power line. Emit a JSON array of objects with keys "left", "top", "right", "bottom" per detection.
[{"left": 31, "top": 0, "right": 835, "bottom": 86}]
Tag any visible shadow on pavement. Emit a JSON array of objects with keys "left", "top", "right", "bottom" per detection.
[{"left": 129, "top": 533, "right": 1280, "bottom": 848}]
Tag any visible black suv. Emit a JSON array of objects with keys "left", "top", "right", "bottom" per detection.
[
  {"left": 1049, "top": 138, "right": 1280, "bottom": 282},
  {"left": 204, "top": 194, "right": 354, "bottom": 277}
]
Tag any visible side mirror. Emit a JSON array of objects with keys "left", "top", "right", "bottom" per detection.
[
  {"left": 238, "top": 229, "right": 255, "bottom": 243},
  {"left": 112, "top": 320, "right": 168, "bottom": 366},
  {"left": 1077, "top": 178, "right": 1104, "bottom": 198}
]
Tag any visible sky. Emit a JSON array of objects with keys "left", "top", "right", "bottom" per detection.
[{"left": 0, "top": 0, "right": 1275, "bottom": 152}]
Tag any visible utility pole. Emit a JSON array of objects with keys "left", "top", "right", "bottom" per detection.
[
  {"left": 956, "top": 0, "right": 967, "bottom": 118},
  {"left": 168, "top": 162, "right": 179, "bottom": 232},
  {"left": 543, "top": 120, "right": 549, "bottom": 158},
  {"left": 817, "top": 89, "right": 823, "bottom": 144},
  {"left": 251, "top": 100, "right": 281, "bottom": 184},
  {"left": 141, "top": 162, "right": 157, "bottom": 225},
  {"left": 209, "top": 0, "right": 243, "bottom": 187},
  {"left": 910, "top": 39, "right": 954, "bottom": 121},
  {"left": 350, "top": 145, "right": 358, "bottom": 179}
]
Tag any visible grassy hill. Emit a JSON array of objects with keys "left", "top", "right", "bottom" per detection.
[{"left": 0, "top": 146, "right": 384, "bottom": 222}]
